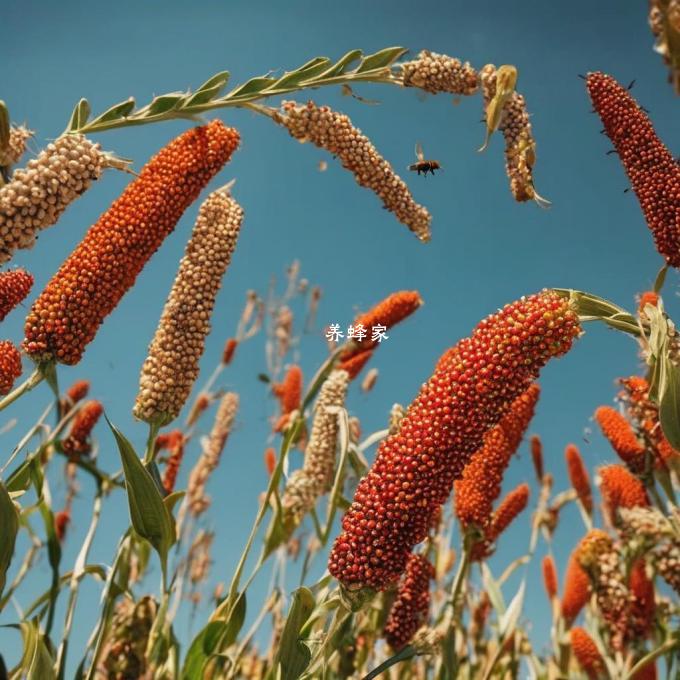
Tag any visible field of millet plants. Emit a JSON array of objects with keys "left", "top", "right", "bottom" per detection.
[{"left": 0, "top": 2, "right": 679, "bottom": 679}]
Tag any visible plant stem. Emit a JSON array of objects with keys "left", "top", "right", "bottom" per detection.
[{"left": 0, "top": 368, "right": 44, "bottom": 412}]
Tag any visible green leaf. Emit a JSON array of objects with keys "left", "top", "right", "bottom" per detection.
[
  {"left": 88, "top": 98, "right": 135, "bottom": 126},
  {"left": 356, "top": 46, "right": 408, "bottom": 73},
  {"left": 182, "top": 621, "right": 225, "bottom": 679},
  {"left": 5, "top": 458, "right": 31, "bottom": 494},
  {"left": 271, "top": 58, "right": 332, "bottom": 90},
  {"left": 0, "top": 101, "right": 10, "bottom": 151},
  {"left": 145, "top": 93, "right": 187, "bottom": 116},
  {"left": 552, "top": 289, "right": 639, "bottom": 336},
  {"left": 659, "top": 355, "right": 680, "bottom": 450},
  {"left": 68, "top": 98, "right": 91, "bottom": 132},
  {"left": 108, "top": 418, "right": 176, "bottom": 569},
  {"left": 27, "top": 631, "right": 55, "bottom": 680},
  {"left": 0, "top": 480, "right": 18, "bottom": 595},
  {"left": 274, "top": 588, "right": 315, "bottom": 680},
  {"left": 654, "top": 264, "right": 669, "bottom": 294},
  {"left": 226, "top": 76, "right": 277, "bottom": 99},
  {"left": 186, "top": 83, "right": 227, "bottom": 107},
  {"left": 181, "top": 592, "right": 244, "bottom": 680},
  {"left": 163, "top": 490, "right": 185, "bottom": 514},
  {"left": 319, "top": 50, "right": 363, "bottom": 78},
  {"left": 195, "top": 71, "right": 230, "bottom": 95}
]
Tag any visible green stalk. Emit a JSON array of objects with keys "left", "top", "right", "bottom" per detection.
[{"left": 0, "top": 368, "right": 44, "bottom": 412}]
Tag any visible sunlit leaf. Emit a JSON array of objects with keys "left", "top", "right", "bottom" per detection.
[
  {"left": 271, "top": 58, "right": 332, "bottom": 90},
  {"left": 195, "top": 71, "right": 230, "bottom": 95},
  {"left": 319, "top": 49, "right": 363, "bottom": 78},
  {"left": 0, "top": 480, "right": 19, "bottom": 596},
  {"left": 108, "top": 418, "right": 175, "bottom": 569},
  {"left": 227, "top": 76, "right": 277, "bottom": 99},
  {"left": 356, "top": 46, "right": 407, "bottom": 73},
  {"left": 274, "top": 588, "right": 315, "bottom": 680},
  {"left": 145, "top": 93, "right": 187, "bottom": 116},
  {"left": 659, "top": 355, "right": 680, "bottom": 450},
  {"left": 88, "top": 98, "right": 135, "bottom": 126},
  {"left": 68, "top": 98, "right": 91, "bottom": 132},
  {"left": 499, "top": 580, "right": 525, "bottom": 639}
]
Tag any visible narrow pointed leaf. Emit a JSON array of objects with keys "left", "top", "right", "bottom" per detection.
[
  {"left": 499, "top": 580, "right": 525, "bottom": 638},
  {"left": 144, "top": 94, "right": 186, "bottom": 116},
  {"left": 226, "top": 76, "right": 277, "bottom": 99},
  {"left": 271, "top": 58, "right": 332, "bottom": 89},
  {"left": 356, "top": 47, "right": 407, "bottom": 73},
  {"left": 88, "top": 98, "right": 135, "bottom": 125},
  {"left": 319, "top": 50, "right": 363, "bottom": 78},
  {"left": 0, "top": 480, "right": 18, "bottom": 595},
  {"left": 659, "top": 355, "right": 680, "bottom": 450},
  {"left": 68, "top": 99, "right": 91, "bottom": 132},
  {"left": 108, "top": 418, "right": 175, "bottom": 564},
  {"left": 195, "top": 71, "right": 230, "bottom": 95}
]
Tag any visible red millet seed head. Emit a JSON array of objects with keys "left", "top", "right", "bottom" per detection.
[
  {"left": 65, "top": 379, "right": 90, "bottom": 404},
  {"left": 222, "top": 337, "right": 238, "bottom": 365},
  {"left": 530, "top": 434, "right": 544, "bottom": 481},
  {"left": 542, "top": 554, "right": 558, "bottom": 601},
  {"left": 599, "top": 464, "right": 650, "bottom": 516},
  {"left": 638, "top": 290, "right": 659, "bottom": 316},
  {"left": 338, "top": 349, "right": 373, "bottom": 381},
  {"left": 561, "top": 542, "right": 592, "bottom": 621},
  {"left": 587, "top": 72, "right": 680, "bottom": 268},
  {"left": 340, "top": 290, "right": 423, "bottom": 362},
  {"left": 54, "top": 510, "right": 71, "bottom": 543},
  {"left": 595, "top": 405, "right": 646, "bottom": 473},
  {"left": 62, "top": 400, "right": 104, "bottom": 457},
  {"left": 264, "top": 447, "right": 277, "bottom": 477},
  {"left": 0, "top": 340, "right": 21, "bottom": 395},
  {"left": 565, "top": 443, "right": 593, "bottom": 514},
  {"left": 455, "top": 384, "right": 539, "bottom": 530},
  {"left": 487, "top": 482, "right": 530, "bottom": 541},
  {"left": 272, "top": 364, "right": 303, "bottom": 416},
  {"left": 329, "top": 290, "right": 580, "bottom": 590},
  {"left": 570, "top": 627, "right": 606, "bottom": 680},
  {"left": 0, "top": 268, "right": 33, "bottom": 321},
  {"left": 23, "top": 121, "right": 239, "bottom": 366},
  {"left": 383, "top": 554, "right": 434, "bottom": 650},
  {"left": 162, "top": 433, "right": 186, "bottom": 495}
]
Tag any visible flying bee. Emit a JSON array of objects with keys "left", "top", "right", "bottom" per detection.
[{"left": 408, "top": 142, "right": 441, "bottom": 176}]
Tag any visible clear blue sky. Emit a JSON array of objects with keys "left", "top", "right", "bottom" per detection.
[{"left": 0, "top": 0, "right": 676, "bottom": 674}]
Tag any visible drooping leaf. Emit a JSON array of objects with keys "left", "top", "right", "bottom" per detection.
[
  {"left": 274, "top": 588, "right": 315, "bottom": 680},
  {"left": 0, "top": 480, "right": 18, "bottom": 595},
  {"left": 108, "top": 418, "right": 175, "bottom": 568},
  {"left": 356, "top": 46, "right": 408, "bottom": 73}
]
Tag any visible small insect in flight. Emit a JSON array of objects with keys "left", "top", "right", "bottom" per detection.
[{"left": 408, "top": 143, "right": 441, "bottom": 176}]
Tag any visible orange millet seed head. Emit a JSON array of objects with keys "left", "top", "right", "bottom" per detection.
[
  {"left": 264, "top": 447, "right": 277, "bottom": 477},
  {"left": 54, "top": 509, "right": 71, "bottom": 543},
  {"left": 561, "top": 543, "right": 592, "bottom": 621},
  {"left": 629, "top": 559, "right": 655, "bottom": 639},
  {"left": 570, "top": 627, "right": 606, "bottom": 680},
  {"left": 595, "top": 405, "right": 647, "bottom": 473},
  {"left": 565, "top": 444, "right": 593, "bottom": 514},
  {"left": 0, "top": 340, "right": 21, "bottom": 395},
  {"left": 329, "top": 291, "right": 579, "bottom": 590},
  {"left": 23, "top": 121, "right": 239, "bottom": 366},
  {"left": 587, "top": 72, "right": 680, "bottom": 268},
  {"left": 340, "top": 290, "right": 423, "bottom": 362},
  {"left": 338, "top": 348, "right": 373, "bottom": 381},
  {"left": 530, "top": 434, "right": 544, "bottom": 482},
  {"left": 455, "top": 384, "right": 539, "bottom": 530},
  {"left": 162, "top": 432, "right": 186, "bottom": 495},
  {"left": 222, "top": 337, "right": 238, "bottom": 365},
  {"left": 542, "top": 555, "right": 558, "bottom": 601},
  {"left": 383, "top": 554, "right": 434, "bottom": 650},
  {"left": 272, "top": 364, "right": 303, "bottom": 416},
  {"left": 65, "top": 379, "right": 90, "bottom": 404},
  {"left": 638, "top": 290, "right": 660, "bottom": 316},
  {"left": 62, "top": 400, "right": 104, "bottom": 457},
  {"left": 599, "top": 464, "right": 650, "bottom": 516},
  {"left": 0, "top": 268, "right": 33, "bottom": 321},
  {"left": 487, "top": 482, "right": 530, "bottom": 540}
]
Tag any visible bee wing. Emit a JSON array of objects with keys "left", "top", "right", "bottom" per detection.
[{"left": 415, "top": 142, "right": 424, "bottom": 161}]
